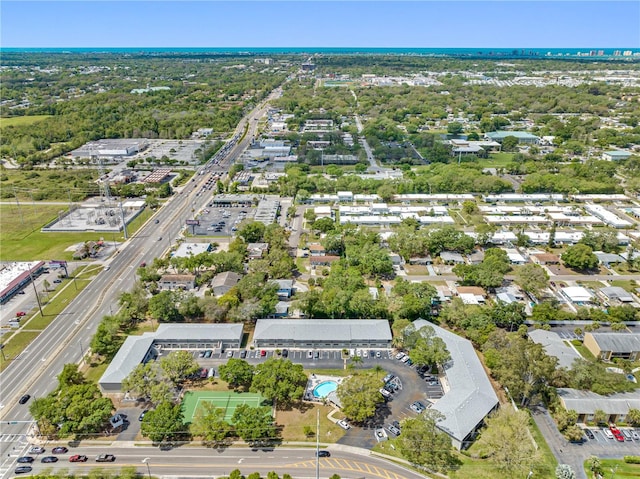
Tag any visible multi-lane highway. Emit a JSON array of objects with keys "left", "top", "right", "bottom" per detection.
[
  {"left": 0, "top": 90, "right": 277, "bottom": 477},
  {"left": 2, "top": 446, "right": 428, "bottom": 479}
]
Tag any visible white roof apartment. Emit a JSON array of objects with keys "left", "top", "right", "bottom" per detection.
[
  {"left": 561, "top": 286, "right": 593, "bottom": 303},
  {"left": 584, "top": 204, "right": 633, "bottom": 228},
  {"left": 172, "top": 242, "right": 212, "bottom": 258},
  {"left": 483, "top": 193, "right": 564, "bottom": 202},
  {"left": 413, "top": 319, "right": 499, "bottom": 450}
]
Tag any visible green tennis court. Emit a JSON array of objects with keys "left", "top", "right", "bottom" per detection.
[{"left": 181, "top": 391, "right": 267, "bottom": 423}]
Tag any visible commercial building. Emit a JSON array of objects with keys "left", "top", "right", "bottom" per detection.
[
  {"left": 172, "top": 242, "right": 213, "bottom": 258},
  {"left": 0, "top": 261, "right": 45, "bottom": 304},
  {"left": 252, "top": 319, "right": 392, "bottom": 349},
  {"left": 413, "top": 320, "right": 499, "bottom": 450},
  {"left": 583, "top": 332, "right": 640, "bottom": 361},
  {"left": 254, "top": 198, "right": 280, "bottom": 225},
  {"left": 210, "top": 194, "right": 257, "bottom": 207},
  {"left": 99, "top": 324, "right": 244, "bottom": 392},
  {"left": 602, "top": 150, "right": 632, "bottom": 161},
  {"left": 71, "top": 139, "right": 149, "bottom": 159}
]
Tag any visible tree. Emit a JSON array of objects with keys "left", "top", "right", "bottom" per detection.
[
  {"left": 57, "top": 363, "right": 86, "bottom": 388},
  {"left": 514, "top": 263, "right": 549, "bottom": 298},
  {"left": 483, "top": 330, "right": 557, "bottom": 406},
  {"left": 398, "top": 410, "right": 459, "bottom": 472},
  {"left": 555, "top": 464, "right": 576, "bottom": 479},
  {"left": 474, "top": 408, "right": 542, "bottom": 479},
  {"left": 237, "top": 221, "right": 266, "bottom": 243},
  {"left": 160, "top": 350, "right": 200, "bottom": 386},
  {"left": 231, "top": 404, "right": 276, "bottom": 446},
  {"left": 447, "top": 122, "right": 464, "bottom": 136},
  {"left": 190, "top": 402, "right": 232, "bottom": 446},
  {"left": 140, "top": 400, "right": 187, "bottom": 444},
  {"left": 337, "top": 373, "right": 384, "bottom": 423},
  {"left": 218, "top": 359, "right": 255, "bottom": 389},
  {"left": 627, "top": 408, "right": 640, "bottom": 426},
  {"left": 592, "top": 409, "right": 607, "bottom": 425},
  {"left": 30, "top": 383, "right": 114, "bottom": 438},
  {"left": 148, "top": 290, "right": 182, "bottom": 322},
  {"left": 312, "top": 217, "right": 336, "bottom": 233},
  {"left": 403, "top": 323, "right": 451, "bottom": 366},
  {"left": 501, "top": 136, "right": 519, "bottom": 152},
  {"left": 121, "top": 362, "right": 160, "bottom": 400},
  {"left": 90, "top": 316, "right": 124, "bottom": 359},
  {"left": 250, "top": 359, "right": 307, "bottom": 408},
  {"left": 586, "top": 456, "right": 602, "bottom": 478},
  {"left": 562, "top": 244, "right": 598, "bottom": 271}
]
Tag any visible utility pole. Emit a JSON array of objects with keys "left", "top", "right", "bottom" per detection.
[
  {"left": 315, "top": 408, "right": 320, "bottom": 479},
  {"left": 13, "top": 187, "right": 24, "bottom": 225},
  {"left": 27, "top": 265, "right": 44, "bottom": 316}
]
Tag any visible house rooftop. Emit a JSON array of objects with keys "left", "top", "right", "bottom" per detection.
[
  {"left": 253, "top": 319, "right": 391, "bottom": 343},
  {"left": 586, "top": 332, "right": 640, "bottom": 353},
  {"left": 528, "top": 329, "right": 581, "bottom": 369},
  {"left": 558, "top": 388, "right": 640, "bottom": 415}
]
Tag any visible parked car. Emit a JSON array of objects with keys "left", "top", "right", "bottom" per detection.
[
  {"left": 315, "top": 450, "right": 331, "bottom": 457},
  {"left": 313, "top": 351, "right": 320, "bottom": 359},
  {"left": 14, "top": 466, "right": 32, "bottom": 474},
  {"left": 226, "top": 350, "right": 234, "bottom": 358},
  {"left": 386, "top": 424, "right": 401, "bottom": 436},
  {"left": 337, "top": 419, "right": 351, "bottom": 430},
  {"left": 382, "top": 374, "right": 395, "bottom": 383},
  {"left": 16, "top": 311, "right": 26, "bottom": 317},
  {"left": 306, "top": 351, "right": 313, "bottom": 359},
  {"left": 51, "top": 447, "right": 68, "bottom": 454},
  {"left": 198, "top": 350, "right": 206, "bottom": 358},
  {"left": 96, "top": 454, "right": 116, "bottom": 462},
  {"left": 18, "top": 394, "right": 31, "bottom": 405},
  {"left": 240, "top": 350, "right": 247, "bottom": 359},
  {"left": 281, "top": 349, "right": 289, "bottom": 358},
  {"left": 260, "top": 350, "right": 267, "bottom": 357},
  {"left": 53, "top": 279, "right": 62, "bottom": 283},
  {"left": 395, "top": 352, "right": 405, "bottom": 360},
  {"left": 28, "top": 446, "right": 45, "bottom": 454},
  {"left": 602, "top": 428, "right": 614, "bottom": 439},
  {"left": 41, "top": 456, "right": 58, "bottom": 463},
  {"left": 610, "top": 425, "right": 625, "bottom": 442},
  {"left": 410, "top": 401, "right": 426, "bottom": 414},
  {"left": 69, "top": 455, "right": 88, "bottom": 462},
  {"left": 16, "top": 457, "right": 34, "bottom": 463},
  {"left": 204, "top": 350, "right": 212, "bottom": 358},
  {"left": 199, "top": 368, "right": 209, "bottom": 379},
  {"left": 584, "top": 428, "right": 595, "bottom": 440},
  {"left": 139, "top": 410, "right": 149, "bottom": 421},
  {"left": 376, "top": 351, "right": 382, "bottom": 358}
]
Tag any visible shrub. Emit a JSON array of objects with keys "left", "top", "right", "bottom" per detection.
[{"left": 624, "top": 456, "right": 640, "bottom": 464}]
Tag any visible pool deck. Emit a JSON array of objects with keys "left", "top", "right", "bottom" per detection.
[{"left": 304, "top": 374, "right": 344, "bottom": 407}]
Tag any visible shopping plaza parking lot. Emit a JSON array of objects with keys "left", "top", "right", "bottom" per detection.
[{"left": 190, "top": 205, "right": 255, "bottom": 236}]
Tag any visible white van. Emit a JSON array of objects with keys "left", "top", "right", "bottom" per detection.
[
  {"left": 602, "top": 428, "right": 614, "bottom": 439},
  {"left": 208, "top": 368, "right": 215, "bottom": 378}
]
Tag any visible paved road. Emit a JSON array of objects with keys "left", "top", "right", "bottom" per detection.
[
  {"left": 3, "top": 445, "right": 428, "bottom": 479},
  {"left": 0, "top": 88, "right": 279, "bottom": 479}
]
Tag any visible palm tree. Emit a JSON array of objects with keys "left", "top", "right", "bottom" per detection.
[
  {"left": 373, "top": 364, "right": 384, "bottom": 379},
  {"left": 349, "top": 356, "right": 363, "bottom": 369}
]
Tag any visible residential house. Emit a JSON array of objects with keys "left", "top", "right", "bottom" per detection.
[
  {"left": 309, "top": 244, "right": 326, "bottom": 256},
  {"left": 211, "top": 271, "right": 243, "bottom": 296},
  {"left": 159, "top": 274, "right": 196, "bottom": 291},
  {"left": 598, "top": 286, "right": 634, "bottom": 304},
  {"left": 310, "top": 255, "right": 340, "bottom": 267},
  {"left": 530, "top": 253, "right": 560, "bottom": 265},
  {"left": 247, "top": 242, "right": 269, "bottom": 260},
  {"left": 272, "top": 279, "right": 294, "bottom": 298},
  {"left": 440, "top": 252, "right": 465, "bottom": 264}
]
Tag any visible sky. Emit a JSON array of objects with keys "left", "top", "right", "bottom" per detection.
[{"left": 1, "top": 1, "right": 639, "bottom": 49}]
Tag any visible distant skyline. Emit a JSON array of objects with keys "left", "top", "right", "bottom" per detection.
[{"left": 1, "top": 1, "right": 639, "bottom": 49}]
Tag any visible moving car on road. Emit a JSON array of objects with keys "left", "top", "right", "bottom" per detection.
[
  {"left": 69, "top": 455, "right": 88, "bottom": 462},
  {"left": 96, "top": 454, "right": 116, "bottom": 462},
  {"left": 41, "top": 456, "right": 58, "bottom": 463},
  {"left": 16, "top": 457, "right": 34, "bottom": 463},
  {"left": 14, "top": 466, "right": 32, "bottom": 474},
  {"left": 28, "top": 446, "right": 45, "bottom": 454},
  {"left": 52, "top": 447, "right": 68, "bottom": 454},
  {"left": 315, "top": 450, "right": 331, "bottom": 457},
  {"left": 18, "top": 394, "right": 31, "bottom": 405}
]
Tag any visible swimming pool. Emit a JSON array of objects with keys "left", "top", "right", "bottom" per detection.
[{"left": 313, "top": 380, "right": 338, "bottom": 398}]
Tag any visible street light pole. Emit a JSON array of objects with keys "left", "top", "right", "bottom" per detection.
[
  {"left": 142, "top": 457, "right": 151, "bottom": 479},
  {"left": 27, "top": 265, "right": 44, "bottom": 316}
]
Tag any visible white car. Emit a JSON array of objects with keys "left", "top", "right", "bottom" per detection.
[
  {"left": 362, "top": 350, "right": 368, "bottom": 358},
  {"left": 395, "top": 352, "right": 405, "bottom": 360},
  {"left": 336, "top": 419, "right": 350, "bottom": 430}
]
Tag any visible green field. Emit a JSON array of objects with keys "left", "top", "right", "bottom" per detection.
[
  {"left": 0, "top": 204, "right": 152, "bottom": 261},
  {"left": 479, "top": 152, "right": 515, "bottom": 168},
  {"left": 590, "top": 459, "right": 640, "bottom": 477},
  {"left": 0, "top": 115, "right": 52, "bottom": 128},
  {"left": 182, "top": 391, "right": 267, "bottom": 423}
]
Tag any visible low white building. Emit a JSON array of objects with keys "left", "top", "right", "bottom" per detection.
[
  {"left": 561, "top": 286, "right": 593, "bottom": 304},
  {"left": 584, "top": 204, "right": 632, "bottom": 228}
]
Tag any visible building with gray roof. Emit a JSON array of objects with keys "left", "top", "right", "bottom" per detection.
[
  {"left": 528, "top": 329, "right": 581, "bottom": 370},
  {"left": 485, "top": 131, "right": 540, "bottom": 144},
  {"left": 99, "top": 324, "right": 243, "bottom": 392},
  {"left": 584, "top": 332, "right": 640, "bottom": 361},
  {"left": 599, "top": 286, "right": 634, "bottom": 303},
  {"left": 252, "top": 319, "right": 391, "bottom": 349},
  {"left": 413, "top": 319, "right": 499, "bottom": 450},
  {"left": 557, "top": 388, "right": 640, "bottom": 424}
]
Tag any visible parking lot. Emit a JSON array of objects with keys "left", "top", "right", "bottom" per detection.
[
  {"left": 191, "top": 205, "right": 254, "bottom": 236},
  {"left": 577, "top": 426, "right": 640, "bottom": 452}
]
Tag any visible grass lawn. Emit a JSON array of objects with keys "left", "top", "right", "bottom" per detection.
[
  {"left": 0, "top": 115, "right": 52, "bottom": 127},
  {"left": 590, "top": 459, "right": 640, "bottom": 477},
  {"left": 277, "top": 403, "right": 346, "bottom": 442},
  {"left": 480, "top": 152, "right": 515, "bottom": 168},
  {"left": 571, "top": 340, "right": 597, "bottom": 360},
  {"left": 0, "top": 203, "right": 153, "bottom": 261},
  {"left": 0, "top": 331, "right": 41, "bottom": 369},
  {"left": 610, "top": 280, "right": 638, "bottom": 292},
  {"left": 83, "top": 362, "right": 108, "bottom": 384}
]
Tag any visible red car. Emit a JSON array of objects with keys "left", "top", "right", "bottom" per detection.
[
  {"left": 260, "top": 350, "right": 267, "bottom": 357},
  {"left": 16, "top": 311, "right": 26, "bottom": 317},
  {"left": 610, "top": 425, "right": 625, "bottom": 442},
  {"left": 69, "top": 455, "right": 88, "bottom": 462}
]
